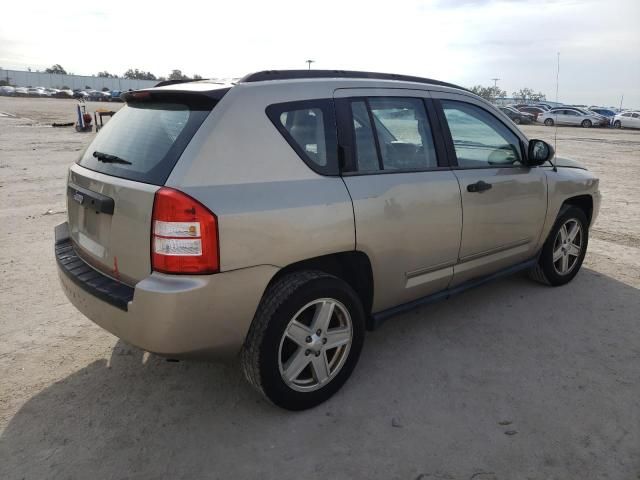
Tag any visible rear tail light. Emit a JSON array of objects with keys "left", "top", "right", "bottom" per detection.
[{"left": 151, "top": 187, "right": 219, "bottom": 274}]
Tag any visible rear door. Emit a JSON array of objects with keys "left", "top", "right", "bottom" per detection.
[
  {"left": 564, "top": 109, "right": 582, "bottom": 125},
  {"left": 334, "top": 89, "right": 462, "bottom": 312},
  {"left": 553, "top": 109, "right": 569, "bottom": 124},
  {"left": 432, "top": 93, "right": 547, "bottom": 286},
  {"left": 67, "top": 91, "right": 219, "bottom": 285}
]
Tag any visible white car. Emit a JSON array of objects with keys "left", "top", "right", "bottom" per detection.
[
  {"left": 539, "top": 107, "right": 608, "bottom": 128},
  {"left": 613, "top": 111, "right": 640, "bottom": 129},
  {"left": 0, "top": 85, "right": 16, "bottom": 96},
  {"left": 26, "top": 87, "right": 46, "bottom": 97}
]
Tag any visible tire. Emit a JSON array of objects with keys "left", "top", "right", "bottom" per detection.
[
  {"left": 529, "top": 206, "right": 589, "bottom": 286},
  {"left": 544, "top": 118, "right": 554, "bottom": 126},
  {"left": 514, "top": 117, "right": 521, "bottom": 125},
  {"left": 241, "top": 270, "right": 365, "bottom": 410},
  {"left": 581, "top": 119, "right": 592, "bottom": 128},
  {"left": 614, "top": 120, "right": 622, "bottom": 129}
]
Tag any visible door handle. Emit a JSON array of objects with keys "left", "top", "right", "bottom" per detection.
[{"left": 467, "top": 180, "right": 493, "bottom": 193}]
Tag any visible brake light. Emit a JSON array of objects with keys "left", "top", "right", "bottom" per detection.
[{"left": 151, "top": 187, "right": 219, "bottom": 274}]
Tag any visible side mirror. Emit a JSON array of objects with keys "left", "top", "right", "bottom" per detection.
[{"left": 527, "top": 139, "right": 555, "bottom": 166}]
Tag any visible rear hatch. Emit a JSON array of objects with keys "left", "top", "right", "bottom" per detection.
[{"left": 67, "top": 88, "right": 224, "bottom": 285}]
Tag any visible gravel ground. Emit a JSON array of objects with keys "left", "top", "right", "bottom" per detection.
[{"left": 0, "top": 97, "right": 639, "bottom": 480}]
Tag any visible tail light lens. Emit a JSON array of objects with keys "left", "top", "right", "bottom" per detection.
[{"left": 151, "top": 187, "right": 219, "bottom": 274}]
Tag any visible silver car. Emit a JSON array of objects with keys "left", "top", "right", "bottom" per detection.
[
  {"left": 540, "top": 107, "right": 608, "bottom": 127},
  {"left": 55, "top": 70, "right": 601, "bottom": 410}
]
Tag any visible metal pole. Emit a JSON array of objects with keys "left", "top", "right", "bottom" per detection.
[
  {"left": 555, "top": 52, "right": 560, "bottom": 104},
  {"left": 554, "top": 52, "right": 560, "bottom": 152},
  {"left": 306, "top": 60, "right": 315, "bottom": 70},
  {"left": 490, "top": 78, "right": 500, "bottom": 102}
]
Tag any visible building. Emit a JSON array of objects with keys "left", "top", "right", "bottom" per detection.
[{"left": 0, "top": 69, "right": 157, "bottom": 91}]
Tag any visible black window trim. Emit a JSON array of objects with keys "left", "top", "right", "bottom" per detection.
[
  {"left": 77, "top": 99, "right": 216, "bottom": 186},
  {"left": 336, "top": 95, "right": 451, "bottom": 176},
  {"left": 265, "top": 98, "right": 339, "bottom": 176},
  {"left": 434, "top": 98, "right": 529, "bottom": 170}
]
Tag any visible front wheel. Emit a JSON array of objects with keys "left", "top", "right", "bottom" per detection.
[
  {"left": 614, "top": 120, "right": 622, "bottom": 128},
  {"left": 544, "top": 118, "right": 554, "bottom": 126},
  {"left": 241, "top": 271, "right": 365, "bottom": 410},
  {"left": 581, "top": 119, "right": 592, "bottom": 128},
  {"left": 529, "top": 206, "right": 589, "bottom": 286}
]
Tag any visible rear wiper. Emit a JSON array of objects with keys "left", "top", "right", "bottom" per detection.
[{"left": 93, "top": 151, "right": 132, "bottom": 165}]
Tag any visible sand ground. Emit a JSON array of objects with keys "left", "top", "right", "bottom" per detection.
[{"left": 0, "top": 96, "right": 638, "bottom": 479}]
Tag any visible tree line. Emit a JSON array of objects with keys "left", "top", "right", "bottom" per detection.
[
  {"left": 41, "top": 64, "right": 203, "bottom": 82},
  {"left": 469, "top": 84, "right": 547, "bottom": 102}
]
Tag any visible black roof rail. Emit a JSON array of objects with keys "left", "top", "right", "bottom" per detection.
[{"left": 238, "top": 70, "right": 469, "bottom": 91}]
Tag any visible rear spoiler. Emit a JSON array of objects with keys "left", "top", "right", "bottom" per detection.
[
  {"left": 120, "top": 87, "right": 231, "bottom": 105},
  {"left": 155, "top": 79, "right": 209, "bottom": 87}
]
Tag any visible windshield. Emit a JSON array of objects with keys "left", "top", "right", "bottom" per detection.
[{"left": 77, "top": 100, "right": 213, "bottom": 185}]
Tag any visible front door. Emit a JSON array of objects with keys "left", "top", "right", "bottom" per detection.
[
  {"left": 334, "top": 89, "right": 462, "bottom": 312},
  {"left": 433, "top": 94, "right": 548, "bottom": 286}
]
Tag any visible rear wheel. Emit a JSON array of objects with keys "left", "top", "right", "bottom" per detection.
[
  {"left": 614, "top": 120, "right": 622, "bottom": 128},
  {"left": 544, "top": 118, "right": 554, "bottom": 126},
  {"left": 529, "top": 206, "right": 589, "bottom": 286},
  {"left": 241, "top": 271, "right": 365, "bottom": 410},
  {"left": 581, "top": 119, "right": 592, "bottom": 128}
]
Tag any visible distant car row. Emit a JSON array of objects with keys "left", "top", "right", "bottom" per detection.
[
  {"left": 0, "top": 85, "right": 123, "bottom": 102},
  {"left": 499, "top": 103, "right": 638, "bottom": 129}
]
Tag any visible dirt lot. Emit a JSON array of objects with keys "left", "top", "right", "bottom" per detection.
[{"left": 0, "top": 97, "right": 638, "bottom": 479}]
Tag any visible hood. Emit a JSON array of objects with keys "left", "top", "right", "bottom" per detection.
[{"left": 553, "top": 156, "right": 587, "bottom": 170}]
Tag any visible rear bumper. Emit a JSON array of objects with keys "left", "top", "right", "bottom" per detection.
[{"left": 55, "top": 222, "right": 277, "bottom": 358}]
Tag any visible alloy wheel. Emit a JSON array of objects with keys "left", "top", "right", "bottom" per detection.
[
  {"left": 278, "top": 298, "right": 353, "bottom": 392},
  {"left": 552, "top": 219, "right": 583, "bottom": 275}
]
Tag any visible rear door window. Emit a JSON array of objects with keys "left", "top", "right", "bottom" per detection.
[
  {"left": 369, "top": 97, "right": 438, "bottom": 170},
  {"left": 346, "top": 97, "right": 439, "bottom": 173},
  {"left": 350, "top": 100, "right": 380, "bottom": 172},
  {"left": 78, "top": 98, "right": 215, "bottom": 185}
]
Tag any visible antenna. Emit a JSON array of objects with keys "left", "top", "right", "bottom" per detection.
[{"left": 554, "top": 52, "right": 560, "bottom": 157}]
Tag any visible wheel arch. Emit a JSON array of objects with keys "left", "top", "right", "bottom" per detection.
[
  {"left": 266, "top": 251, "right": 374, "bottom": 324},
  {"left": 562, "top": 194, "right": 594, "bottom": 225}
]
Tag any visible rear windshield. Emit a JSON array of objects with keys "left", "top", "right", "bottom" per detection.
[{"left": 78, "top": 99, "right": 213, "bottom": 185}]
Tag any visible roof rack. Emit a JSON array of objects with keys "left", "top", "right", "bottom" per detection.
[{"left": 238, "top": 70, "right": 468, "bottom": 91}]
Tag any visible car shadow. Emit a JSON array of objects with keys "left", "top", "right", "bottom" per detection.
[{"left": 1, "top": 268, "right": 639, "bottom": 479}]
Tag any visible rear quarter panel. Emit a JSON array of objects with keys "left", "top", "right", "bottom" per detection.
[{"left": 166, "top": 82, "right": 355, "bottom": 272}]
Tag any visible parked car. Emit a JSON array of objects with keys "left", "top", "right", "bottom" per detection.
[
  {"left": 14, "top": 87, "right": 28, "bottom": 97},
  {"left": 539, "top": 107, "right": 608, "bottom": 127},
  {"left": 55, "top": 70, "right": 601, "bottom": 410},
  {"left": 613, "top": 111, "right": 640, "bottom": 129},
  {"left": 499, "top": 106, "right": 534, "bottom": 124},
  {"left": 27, "top": 87, "right": 46, "bottom": 97},
  {"left": 73, "top": 90, "right": 89, "bottom": 99},
  {"left": 109, "top": 90, "right": 124, "bottom": 102},
  {"left": 589, "top": 107, "right": 616, "bottom": 125},
  {"left": 0, "top": 85, "right": 16, "bottom": 96},
  {"left": 54, "top": 89, "right": 74, "bottom": 99},
  {"left": 517, "top": 105, "right": 547, "bottom": 122},
  {"left": 531, "top": 103, "right": 553, "bottom": 110}
]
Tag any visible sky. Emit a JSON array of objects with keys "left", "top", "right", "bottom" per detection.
[{"left": 1, "top": 0, "right": 638, "bottom": 107}]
